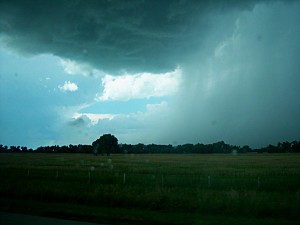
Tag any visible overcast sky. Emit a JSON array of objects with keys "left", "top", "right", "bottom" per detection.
[{"left": 0, "top": 0, "right": 299, "bottom": 149}]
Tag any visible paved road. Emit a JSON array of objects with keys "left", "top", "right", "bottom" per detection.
[{"left": 0, "top": 212, "right": 105, "bottom": 225}]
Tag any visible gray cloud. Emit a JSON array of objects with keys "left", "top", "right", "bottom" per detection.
[
  {"left": 68, "top": 117, "right": 87, "bottom": 127},
  {"left": 0, "top": 0, "right": 272, "bottom": 74},
  {"left": 161, "top": 1, "right": 300, "bottom": 147}
]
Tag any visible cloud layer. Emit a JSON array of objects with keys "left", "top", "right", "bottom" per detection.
[
  {"left": 59, "top": 59, "right": 102, "bottom": 77},
  {"left": 0, "top": 0, "right": 271, "bottom": 74},
  {"left": 163, "top": 2, "right": 300, "bottom": 147},
  {"left": 58, "top": 81, "right": 78, "bottom": 92},
  {"left": 0, "top": 0, "right": 299, "bottom": 148},
  {"left": 96, "top": 68, "right": 181, "bottom": 101}
]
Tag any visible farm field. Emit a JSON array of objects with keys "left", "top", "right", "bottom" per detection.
[{"left": 0, "top": 153, "right": 300, "bottom": 225}]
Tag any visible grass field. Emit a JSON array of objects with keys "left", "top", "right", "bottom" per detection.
[{"left": 0, "top": 153, "right": 300, "bottom": 225}]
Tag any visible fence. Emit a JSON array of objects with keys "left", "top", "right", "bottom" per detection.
[{"left": 4, "top": 167, "right": 297, "bottom": 192}]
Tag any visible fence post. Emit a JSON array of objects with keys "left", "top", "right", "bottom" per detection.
[{"left": 123, "top": 173, "right": 126, "bottom": 185}]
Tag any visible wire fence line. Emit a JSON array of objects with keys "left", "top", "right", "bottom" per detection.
[{"left": 2, "top": 167, "right": 297, "bottom": 191}]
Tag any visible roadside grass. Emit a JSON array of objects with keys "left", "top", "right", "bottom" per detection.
[{"left": 0, "top": 153, "right": 300, "bottom": 224}]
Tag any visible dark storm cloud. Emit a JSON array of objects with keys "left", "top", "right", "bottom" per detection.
[
  {"left": 1, "top": 0, "right": 299, "bottom": 148},
  {"left": 0, "top": 0, "right": 269, "bottom": 73}
]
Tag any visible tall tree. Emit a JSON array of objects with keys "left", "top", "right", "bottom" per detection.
[{"left": 92, "top": 134, "right": 118, "bottom": 156}]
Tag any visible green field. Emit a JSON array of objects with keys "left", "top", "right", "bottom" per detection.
[{"left": 0, "top": 153, "right": 300, "bottom": 225}]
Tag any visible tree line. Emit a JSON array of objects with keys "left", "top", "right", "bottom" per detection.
[{"left": 1, "top": 134, "right": 299, "bottom": 154}]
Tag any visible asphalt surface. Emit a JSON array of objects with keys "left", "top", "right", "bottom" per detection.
[{"left": 0, "top": 212, "right": 105, "bottom": 225}]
